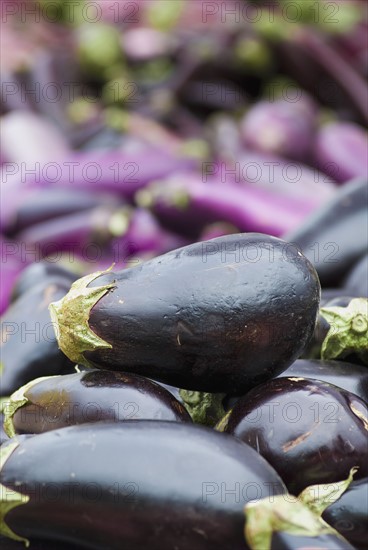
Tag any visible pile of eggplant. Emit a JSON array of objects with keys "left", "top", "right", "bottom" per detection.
[{"left": 1, "top": 0, "right": 368, "bottom": 549}]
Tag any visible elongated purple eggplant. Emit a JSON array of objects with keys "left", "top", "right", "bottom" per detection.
[
  {"left": 49, "top": 234, "right": 320, "bottom": 393},
  {"left": 5, "top": 371, "right": 191, "bottom": 436},
  {"left": 240, "top": 94, "right": 317, "bottom": 161},
  {"left": 314, "top": 122, "right": 368, "bottom": 183},
  {"left": 0, "top": 420, "right": 286, "bottom": 549},
  {"left": 237, "top": 150, "right": 335, "bottom": 205},
  {"left": 14, "top": 149, "right": 197, "bottom": 200},
  {"left": 15, "top": 205, "right": 128, "bottom": 255},
  {"left": 344, "top": 253, "right": 368, "bottom": 297},
  {"left": 2, "top": 187, "right": 116, "bottom": 236},
  {"left": 10, "top": 261, "right": 78, "bottom": 303},
  {"left": 138, "top": 173, "right": 314, "bottom": 237},
  {"left": 218, "top": 377, "right": 368, "bottom": 494},
  {"left": 1, "top": 280, "right": 74, "bottom": 397},
  {"left": 323, "top": 477, "right": 368, "bottom": 550},
  {"left": 275, "top": 358, "right": 368, "bottom": 404},
  {"left": 284, "top": 177, "right": 368, "bottom": 286}
]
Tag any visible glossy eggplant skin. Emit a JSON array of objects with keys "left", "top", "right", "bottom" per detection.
[
  {"left": 0, "top": 421, "right": 286, "bottom": 550},
  {"left": 322, "top": 478, "right": 368, "bottom": 550},
  {"left": 276, "top": 359, "right": 368, "bottom": 404},
  {"left": 270, "top": 531, "right": 356, "bottom": 550},
  {"left": 10, "top": 261, "right": 78, "bottom": 303},
  {"left": 284, "top": 178, "right": 368, "bottom": 287},
  {"left": 84, "top": 233, "right": 320, "bottom": 393},
  {"left": 0, "top": 281, "right": 74, "bottom": 397},
  {"left": 11, "top": 371, "right": 191, "bottom": 434},
  {"left": 220, "top": 378, "right": 368, "bottom": 494}
]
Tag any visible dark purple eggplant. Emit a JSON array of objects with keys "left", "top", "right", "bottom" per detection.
[
  {"left": 10, "top": 261, "right": 79, "bottom": 303},
  {"left": 218, "top": 377, "right": 368, "bottom": 494},
  {"left": 49, "top": 233, "right": 320, "bottom": 393},
  {"left": 321, "top": 288, "right": 363, "bottom": 306},
  {"left": 2, "top": 187, "right": 116, "bottom": 237},
  {"left": 343, "top": 253, "right": 368, "bottom": 297},
  {"left": 314, "top": 122, "right": 368, "bottom": 183},
  {"left": 323, "top": 477, "right": 368, "bottom": 550},
  {"left": 0, "top": 420, "right": 286, "bottom": 549},
  {"left": 275, "top": 359, "right": 368, "bottom": 404},
  {"left": 0, "top": 280, "right": 74, "bottom": 397},
  {"left": 0, "top": 238, "right": 25, "bottom": 315},
  {"left": 284, "top": 177, "right": 368, "bottom": 286},
  {"left": 0, "top": 414, "right": 9, "bottom": 446},
  {"left": 4, "top": 371, "right": 191, "bottom": 436}
]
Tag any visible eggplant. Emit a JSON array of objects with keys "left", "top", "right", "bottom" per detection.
[
  {"left": 4, "top": 371, "right": 191, "bottom": 436},
  {"left": 323, "top": 477, "right": 368, "bottom": 550},
  {"left": 138, "top": 172, "right": 316, "bottom": 238},
  {"left": 239, "top": 95, "right": 317, "bottom": 161},
  {"left": 10, "top": 261, "right": 78, "bottom": 303},
  {"left": 0, "top": 280, "right": 74, "bottom": 397},
  {"left": 343, "top": 253, "right": 368, "bottom": 297},
  {"left": 49, "top": 233, "right": 321, "bottom": 393},
  {"left": 15, "top": 205, "right": 124, "bottom": 254},
  {"left": 0, "top": 420, "right": 286, "bottom": 549},
  {"left": 284, "top": 178, "right": 368, "bottom": 286},
  {"left": 275, "top": 358, "right": 368, "bottom": 404},
  {"left": 218, "top": 377, "right": 368, "bottom": 494},
  {"left": 321, "top": 288, "right": 363, "bottom": 305},
  {"left": 2, "top": 187, "right": 115, "bottom": 237},
  {"left": 0, "top": 239, "right": 24, "bottom": 315},
  {"left": 314, "top": 122, "right": 368, "bottom": 183}
]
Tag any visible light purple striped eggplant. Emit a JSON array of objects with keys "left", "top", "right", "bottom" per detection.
[
  {"left": 235, "top": 150, "right": 336, "bottom": 207},
  {"left": 4, "top": 148, "right": 197, "bottom": 200},
  {"left": 138, "top": 172, "right": 317, "bottom": 237},
  {"left": 314, "top": 122, "right": 368, "bottom": 183},
  {"left": 240, "top": 94, "right": 318, "bottom": 161}
]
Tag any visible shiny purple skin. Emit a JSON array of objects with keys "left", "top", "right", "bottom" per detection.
[
  {"left": 240, "top": 95, "right": 317, "bottom": 161},
  {"left": 1, "top": 280, "right": 74, "bottom": 397},
  {"left": 0, "top": 421, "right": 286, "bottom": 549},
  {"left": 144, "top": 172, "right": 315, "bottom": 237},
  {"left": 1, "top": 187, "right": 116, "bottom": 236},
  {"left": 85, "top": 233, "right": 320, "bottom": 394},
  {"left": 221, "top": 377, "right": 368, "bottom": 494},
  {"left": 270, "top": 531, "right": 356, "bottom": 550},
  {"left": 314, "top": 122, "right": 368, "bottom": 183},
  {"left": 11, "top": 371, "right": 191, "bottom": 435}
]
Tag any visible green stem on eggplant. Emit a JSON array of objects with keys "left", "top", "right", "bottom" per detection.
[
  {"left": 320, "top": 298, "right": 368, "bottom": 364},
  {"left": 179, "top": 390, "right": 226, "bottom": 427}
]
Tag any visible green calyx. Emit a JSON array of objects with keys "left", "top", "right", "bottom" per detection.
[
  {"left": 49, "top": 268, "right": 116, "bottom": 368},
  {"left": 0, "top": 440, "right": 30, "bottom": 547},
  {"left": 320, "top": 298, "right": 368, "bottom": 364},
  {"left": 244, "top": 467, "right": 358, "bottom": 550},
  {"left": 2, "top": 376, "right": 58, "bottom": 438},
  {"left": 179, "top": 390, "right": 226, "bottom": 427}
]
